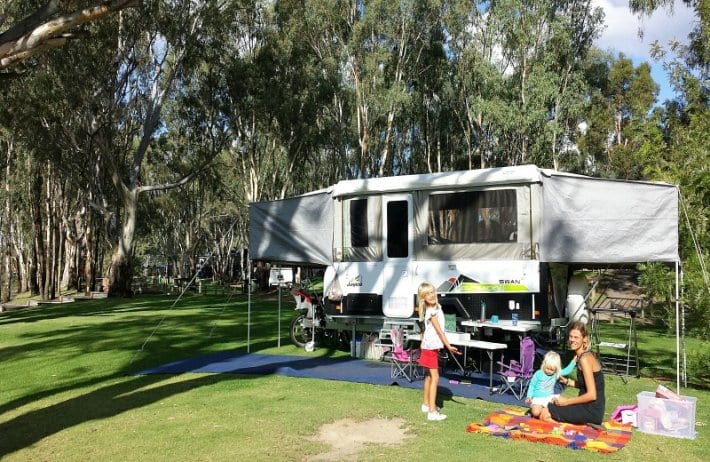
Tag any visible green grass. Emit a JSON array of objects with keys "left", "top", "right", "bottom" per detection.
[
  {"left": 1, "top": 293, "right": 707, "bottom": 461},
  {"left": 594, "top": 319, "right": 709, "bottom": 388}
]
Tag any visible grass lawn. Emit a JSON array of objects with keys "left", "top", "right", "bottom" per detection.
[{"left": 1, "top": 293, "right": 707, "bottom": 461}]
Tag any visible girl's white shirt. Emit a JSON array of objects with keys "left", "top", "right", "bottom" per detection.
[{"left": 421, "top": 304, "right": 445, "bottom": 350}]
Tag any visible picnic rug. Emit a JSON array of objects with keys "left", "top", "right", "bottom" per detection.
[
  {"left": 466, "top": 407, "right": 633, "bottom": 453},
  {"left": 136, "top": 351, "right": 521, "bottom": 405}
]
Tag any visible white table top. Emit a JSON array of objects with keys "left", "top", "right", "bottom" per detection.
[
  {"left": 453, "top": 338, "right": 507, "bottom": 350},
  {"left": 408, "top": 332, "right": 507, "bottom": 350},
  {"left": 460, "top": 319, "right": 542, "bottom": 334}
]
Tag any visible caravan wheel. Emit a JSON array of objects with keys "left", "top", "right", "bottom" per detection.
[{"left": 290, "top": 315, "right": 313, "bottom": 347}]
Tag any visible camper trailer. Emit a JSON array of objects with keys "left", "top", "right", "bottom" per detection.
[{"left": 249, "top": 165, "right": 678, "bottom": 345}]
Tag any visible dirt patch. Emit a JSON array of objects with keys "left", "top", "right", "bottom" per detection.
[{"left": 306, "top": 417, "right": 413, "bottom": 461}]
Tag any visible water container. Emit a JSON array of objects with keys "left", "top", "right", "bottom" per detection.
[{"left": 567, "top": 274, "right": 590, "bottom": 323}]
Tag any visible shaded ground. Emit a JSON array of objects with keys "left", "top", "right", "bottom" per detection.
[
  {"left": 588, "top": 269, "right": 650, "bottom": 321},
  {"left": 595, "top": 269, "right": 646, "bottom": 299}
]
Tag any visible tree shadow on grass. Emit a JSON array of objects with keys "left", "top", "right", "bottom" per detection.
[{"left": 0, "top": 373, "right": 239, "bottom": 457}]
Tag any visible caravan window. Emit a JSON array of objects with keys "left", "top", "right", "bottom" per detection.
[
  {"left": 350, "top": 199, "right": 369, "bottom": 247},
  {"left": 387, "top": 200, "right": 408, "bottom": 258},
  {"left": 342, "top": 197, "right": 382, "bottom": 262},
  {"left": 427, "top": 190, "right": 517, "bottom": 244}
]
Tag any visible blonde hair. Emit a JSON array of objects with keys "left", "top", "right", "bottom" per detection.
[
  {"left": 417, "top": 282, "right": 437, "bottom": 320},
  {"left": 541, "top": 350, "right": 562, "bottom": 378}
]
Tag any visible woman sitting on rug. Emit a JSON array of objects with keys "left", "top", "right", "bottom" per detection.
[{"left": 539, "top": 321, "right": 605, "bottom": 425}]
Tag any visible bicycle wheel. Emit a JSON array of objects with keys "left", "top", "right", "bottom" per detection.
[{"left": 290, "top": 314, "right": 313, "bottom": 348}]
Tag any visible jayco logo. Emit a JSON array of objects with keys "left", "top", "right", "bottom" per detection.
[{"left": 346, "top": 275, "right": 362, "bottom": 287}]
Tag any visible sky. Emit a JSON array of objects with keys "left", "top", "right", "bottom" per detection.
[{"left": 592, "top": 0, "right": 697, "bottom": 103}]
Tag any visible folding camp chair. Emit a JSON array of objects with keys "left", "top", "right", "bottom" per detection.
[
  {"left": 384, "top": 327, "right": 422, "bottom": 382},
  {"left": 496, "top": 336, "right": 535, "bottom": 399}
]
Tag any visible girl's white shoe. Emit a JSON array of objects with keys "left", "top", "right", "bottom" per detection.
[
  {"left": 427, "top": 412, "right": 447, "bottom": 421},
  {"left": 421, "top": 404, "right": 441, "bottom": 413}
]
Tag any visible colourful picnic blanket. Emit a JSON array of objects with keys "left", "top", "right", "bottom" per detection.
[{"left": 466, "top": 407, "right": 633, "bottom": 453}]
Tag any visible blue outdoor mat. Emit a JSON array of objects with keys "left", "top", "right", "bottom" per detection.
[{"left": 136, "top": 352, "right": 522, "bottom": 406}]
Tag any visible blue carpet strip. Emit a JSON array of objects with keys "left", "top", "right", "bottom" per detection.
[{"left": 136, "top": 352, "right": 522, "bottom": 406}]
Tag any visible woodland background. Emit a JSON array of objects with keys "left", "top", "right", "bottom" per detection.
[{"left": 0, "top": 1, "right": 707, "bottom": 337}]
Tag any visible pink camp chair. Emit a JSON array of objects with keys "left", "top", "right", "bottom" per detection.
[
  {"left": 384, "top": 327, "right": 421, "bottom": 382},
  {"left": 496, "top": 336, "right": 535, "bottom": 399}
]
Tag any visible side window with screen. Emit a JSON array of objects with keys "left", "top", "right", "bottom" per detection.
[
  {"left": 427, "top": 190, "right": 517, "bottom": 244},
  {"left": 387, "top": 200, "right": 408, "bottom": 258}
]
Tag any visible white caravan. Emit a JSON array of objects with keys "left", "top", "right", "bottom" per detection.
[{"left": 249, "top": 165, "right": 678, "bottom": 338}]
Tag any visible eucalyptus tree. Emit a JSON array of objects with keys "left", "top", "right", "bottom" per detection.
[
  {"left": 219, "top": 2, "right": 279, "bottom": 204},
  {"left": 0, "top": 132, "right": 39, "bottom": 300},
  {"left": 257, "top": 0, "right": 345, "bottom": 196},
  {"left": 443, "top": 0, "right": 603, "bottom": 170},
  {"left": 0, "top": 26, "right": 112, "bottom": 300},
  {"left": 0, "top": 128, "right": 15, "bottom": 302},
  {"left": 577, "top": 53, "right": 661, "bottom": 179},
  {"left": 0, "top": 0, "right": 139, "bottom": 75},
  {"left": 444, "top": 0, "right": 508, "bottom": 170},
  {"left": 343, "top": 0, "right": 449, "bottom": 177},
  {"left": 96, "top": 0, "right": 241, "bottom": 296},
  {"left": 632, "top": 0, "right": 708, "bottom": 335},
  {"left": 298, "top": 1, "right": 356, "bottom": 183},
  {"left": 217, "top": 0, "right": 343, "bottom": 210},
  {"left": 5, "top": 25, "right": 121, "bottom": 298},
  {"left": 489, "top": 0, "right": 603, "bottom": 167},
  {"left": 392, "top": 1, "right": 458, "bottom": 174}
]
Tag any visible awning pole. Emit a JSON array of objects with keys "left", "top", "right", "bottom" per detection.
[
  {"left": 675, "top": 260, "right": 680, "bottom": 392},
  {"left": 247, "top": 276, "right": 251, "bottom": 353}
]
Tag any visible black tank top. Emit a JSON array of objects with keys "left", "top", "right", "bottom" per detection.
[{"left": 577, "top": 351, "right": 605, "bottom": 415}]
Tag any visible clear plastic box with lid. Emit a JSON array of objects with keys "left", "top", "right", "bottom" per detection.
[{"left": 636, "top": 391, "right": 697, "bottom": 439}]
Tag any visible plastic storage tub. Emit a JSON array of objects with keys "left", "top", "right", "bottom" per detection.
[{"left": 636, "top": 391, "right": 697, "bottom": 439}]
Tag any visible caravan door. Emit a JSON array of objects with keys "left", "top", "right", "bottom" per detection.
[{"left": 382, "top": 194, "right": 414, "bottom": 317}]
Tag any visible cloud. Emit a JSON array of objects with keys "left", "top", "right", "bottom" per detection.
[
  {"left": 592, "top": 0, "right": 697, "bottom": 102},
  {"left": 592, "top": 0, "right": 696, "bottom": 60}
]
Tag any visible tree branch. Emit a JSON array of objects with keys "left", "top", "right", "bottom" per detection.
[
  {"left": 0, "top": 1, "right": 60, "bottom": 44},
  {"left": 138, "top": 157, "right": 217, "bottom": 194},
  {"left": 0, "top": 0, "right": 140, "bottom": 71}
]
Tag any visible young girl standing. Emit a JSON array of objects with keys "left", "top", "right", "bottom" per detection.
[{"left": 417, "top": 282, "right": 460, "bottom": 421}]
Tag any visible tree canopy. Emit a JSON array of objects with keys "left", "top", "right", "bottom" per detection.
[{"left": 0, "top": 0, "right": 706, "bottom": 336}]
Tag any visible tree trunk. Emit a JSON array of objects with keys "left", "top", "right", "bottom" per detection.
[
  {"left": 1, "top": 139, "right": 11, "bottom": 302},
  {"left": 13, "top": 231, "right": 28, "bottom": 293},
  {"left": 108, "top": 251, "right": 133, "bottom": 297},
  {"left": 107, "top": 187, "right": 137, "bottom": 297},
  {"left": 83, "top": 220, "right": 93, "bottom": 295},
  {"left": 43, "top": 173, "right": 55, "bottom": 300},
  {"left": 30, "top": 173, "right": 45, "bottom": 297},
  {"left": 61, "top": 209, "right": 81, "bottom": 291},
  {"left": 1, "top": 241, "right": 9, "bottom": 303}
]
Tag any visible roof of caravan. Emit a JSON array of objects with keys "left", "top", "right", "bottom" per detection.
[
  {"left": 331, "top": 164, "right": 676, "bottom": 198},
  {"left": 332, "top": 165, "right": 543, "bottom": 197},
  {"left": 249, "top": 164, "right": 679, "bottom": 265}
]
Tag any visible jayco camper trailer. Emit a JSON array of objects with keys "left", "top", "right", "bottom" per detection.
[{"left": 249, "top": 165, "right": 678, "bottom": 343}]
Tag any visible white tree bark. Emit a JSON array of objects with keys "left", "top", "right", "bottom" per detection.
[{"left": 0, "top": 0, "right": 140, "bottom": 71}]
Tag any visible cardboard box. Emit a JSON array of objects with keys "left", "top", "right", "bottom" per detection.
[{"left": 636, "top": 391, "right": 697, "bottom": 439}]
